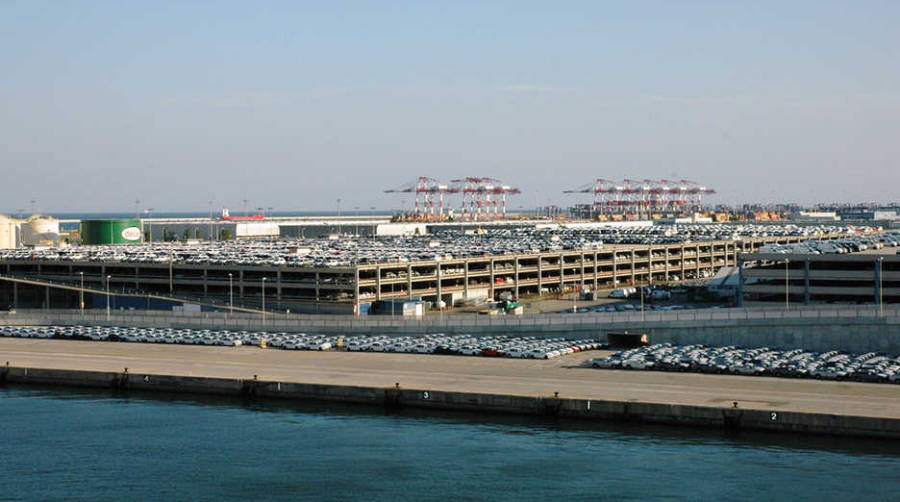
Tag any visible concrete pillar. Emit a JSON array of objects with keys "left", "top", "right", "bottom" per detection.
[
  {"left": 580, "top": 252, "right": 585, "bottom": 290},
  {"left": 664, "top": 247, "right": 670, "bottom": 282},
  {"left": 407, "top": 264, "right": 413, "bottom": 299},
  {"left": 490, "top": 258, "right": 496, "bottom": 300},
  {"left": 737, "top": 258, "right": 743, "bottom": 307},
  {"left": 593, "top": 251, "right": 599, "bottom": 291},
  {"left": 874, "top": 259, "right": 880, "bottom": 305},
  {"left": 203, "top": 267, "right": 208, "bottom": 296},
  {"left": 804, "top": 258, "right": 810, "bottom": 305},
  {"left": 436, "top": 263, "right": 442, "bottom": 305},
  {"left": 45, "top": 286, "right": 50, "bottom": 309},
  {"left": 314, "top": 272, "right": 319, "bottom": 303},
  {"left": 463, "top": 261, "right": 469, "bottom": 300},
  {"left": 12, "top": 282, "right": 17, "bottom": 309},
  {"left": 354, "top": 267, "right": 360, "bottom": 313},
  {"left": 514, "top": 257, "right": 520, "bottom": 299},
  {"left": 558, "top": 254, "right": 564, "bottom": 290},
  {"left": 375, "top": 266, "right": 382, "bottom": 300},
  {"left": 537, "top": 257, "right": 543, "bottom": 295},
  {"left": 695, "top": 244, "right": 701, "bottom": 277},
  {"left": 612, "top": 250, "right": 618, "bottom": 286},
  {"left": 630, "top": 250, "right": 636, "bottom": 286}
]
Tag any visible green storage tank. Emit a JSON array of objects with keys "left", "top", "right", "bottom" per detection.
[{"left": 81, "top": 219, "right": 143, "bottom": 245}]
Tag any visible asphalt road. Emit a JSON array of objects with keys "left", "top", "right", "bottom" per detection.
[{"left": 1, "top": 338, "right": 898, "bottom": 419}]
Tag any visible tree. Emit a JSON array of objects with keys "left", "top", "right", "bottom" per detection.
[{"left": 220, "top": 229, "right": 233, "bottom": 240}]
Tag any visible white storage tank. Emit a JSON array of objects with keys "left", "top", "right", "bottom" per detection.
[
  {"left": 21, "top": 215, "right": 60, "bottom": 247},
  {"left": 0, "top": 215, "right": 19, "bottom": 249}
]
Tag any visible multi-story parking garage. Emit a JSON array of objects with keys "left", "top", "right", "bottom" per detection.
[
  {"left": 0, "top": 234, "right": 850, "bottom": 314},
  {"left": 740, "top": 252, "right": 900, "bottom": 306}
]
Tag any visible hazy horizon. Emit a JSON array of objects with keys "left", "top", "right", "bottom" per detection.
[{"left": 2, "top": 1, "right": 898, "bottom": 213}]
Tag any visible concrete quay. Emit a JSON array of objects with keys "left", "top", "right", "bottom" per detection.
[{"left": 1, "top": 339, "right": 899, "bottom": 439}]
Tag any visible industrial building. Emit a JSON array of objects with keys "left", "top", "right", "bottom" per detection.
[
  {"left": 0, "top": 233, "right": 844, "bottom": 314},
  {"left": 740, "top": 252, "right": 900, "bottom": 306},
  {"left": 0, "top": 215, "right": 60, "bottom": 249}
]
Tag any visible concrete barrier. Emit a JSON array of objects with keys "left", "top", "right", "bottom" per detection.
[{"left": 5, "top": 366, "right": 899, "bottom": 439}]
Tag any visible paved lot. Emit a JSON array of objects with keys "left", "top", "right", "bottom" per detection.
[{"left": 1, "top": 338, "right": 898, "bottom": 419}]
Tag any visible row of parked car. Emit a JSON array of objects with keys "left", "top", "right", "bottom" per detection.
[
  {"left": 567, "top": 223, "right": 872, "bottom": 246},
  {"left": 562, "top": 302, "right": 726, "bottom": 314},
  {"left": 0, "top": 223, "right": 872, "bottom": 268},
  {"left": 591, "top": 343, "right": 900, "bottom": 383},
  {"left": 758, "top": 232, "right": 900, "bottom": 255},
  {"left": 341, "top": 334, "right": 605, "bottom": 358},
  {"left": 0, "top": 325, "right": 605, "bottom": 360}
]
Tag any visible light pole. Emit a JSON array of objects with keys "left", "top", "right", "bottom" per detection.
[
  {"left": 261, "top": 277, "right": 267, "bottom": 323},
  {"left": 878, "top": 257, "right": 884, "bottom": 317},
  {"left": 79, "top": 272, "right": 84, "bottom": 315},
  {"left": 228, "top": 273, "right": 233, "bottom": 314},
  {"left": 355, "top": 206, "right": 360, "bottom": 237},
  {"left": 572, "top": 278, "right": 577, "bottom": 313},
  {"left": 640, "top": 278, "right": 645, "bottom": 322},
  {"left": 144, "top": 208, "right": 154, "bottom": 242},
  {"left": 105, "top": 275, "right": 112, "bottom": 321},
  {"left": 785, "top": 258, "right": 790, "bottom": 310},
  {"left": 337, "top": 199, "right": 342, "bottom": 235}
]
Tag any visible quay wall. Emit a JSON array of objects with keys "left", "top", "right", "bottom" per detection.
[{"left": 3, "top": 366, "right": 898, "bottom": 439}]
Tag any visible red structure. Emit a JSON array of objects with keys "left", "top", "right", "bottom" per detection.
[
  {"left": 386, "top": 177, "right": 521, "bottom": 220},
  {"left": 564, "top": 178, "right": 715, "bottom": 217},
  {"left": 384, "top": 177, "right": 458, "bottom": 220},
  {"left": 450, "top": 177, "right": 521, "bottom": 220}
]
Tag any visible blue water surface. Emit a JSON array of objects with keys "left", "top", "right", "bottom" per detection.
[{"left": 1, "top": 387, "right": 898, "bottom": 502}]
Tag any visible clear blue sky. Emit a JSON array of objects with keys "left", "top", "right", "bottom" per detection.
[{"left": 1, "top": 0, "right": 898, "bottom": 212}]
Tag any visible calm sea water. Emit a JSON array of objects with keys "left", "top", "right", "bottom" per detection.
[{"left": 2, "top": 386, "right": 898, "bottom": 502}]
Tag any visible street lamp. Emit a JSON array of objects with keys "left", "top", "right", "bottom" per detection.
[
  {"left": 572, "top": 278, "right": 577, "bottom": 314},
  {"left": 337, "top": 199, "right": 342, "bottom": 234},
  {"left": 355, "top": 206, "right": 360, "bottom": 237},
  {"left": 878, "top": 257, "right": 884, "bottom": 317},
  {"left": 79, "top": 272, "right": 84, "bottom": 315},
  {"left": 144, "top": 208, "right": 154, "bottom": 242},
  {"left": 640, "top": 278, "right": 645, "bottom": 322},
  {"left": 261, "top": 277, "right": 267, "bottom": 323},
  {"left": 228, "top": 273, "right": 233, "bottom": 314},
  {"left": 785, "top": 258, "right": 790, "bottom": 310},
  {"left": 106, "top": 275, "right": 112, "bottom": 321}
]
